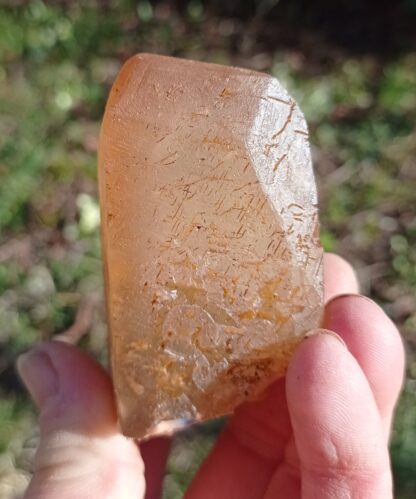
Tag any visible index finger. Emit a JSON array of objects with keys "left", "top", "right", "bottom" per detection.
[{"left": 323, "top": 252, "right": 359, "bottom": 302}]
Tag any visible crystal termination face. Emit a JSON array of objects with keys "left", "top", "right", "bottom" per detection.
[{"left": 99, "top": 53, "right": 323, "bottom": 439}]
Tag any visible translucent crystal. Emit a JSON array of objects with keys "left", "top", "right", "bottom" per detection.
[{"left": 99, "top": 53, "right": 323, "bottom": 439}]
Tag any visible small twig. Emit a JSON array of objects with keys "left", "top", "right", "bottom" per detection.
[{"left": 54, "top": 293, "right": 101, "bottom": 344}]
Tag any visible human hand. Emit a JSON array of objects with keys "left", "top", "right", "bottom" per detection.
[{"left": 17, "top": 253, "right": 404, "bottom": 498}]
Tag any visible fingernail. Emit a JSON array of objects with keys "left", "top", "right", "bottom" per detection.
[
  {"left": 52, "top": 333, "right": 76, "bottom": 344},
  {"left": 326, "top": 293, "right": 375, "bottom": 307},
  {"left": 17, "top": 350, "right": 58, "bottom": 408},
  {"left": 304, "top": 328, "right": 347, "bottom": 348}
]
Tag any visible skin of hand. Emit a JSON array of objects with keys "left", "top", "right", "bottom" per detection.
[{"left": 16, "top": 253, "right": 405, "bottom": 499}]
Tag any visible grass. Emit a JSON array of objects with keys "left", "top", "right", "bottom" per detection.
[{"left": 0, "top": 1, "right": 415, "bottom": 497}]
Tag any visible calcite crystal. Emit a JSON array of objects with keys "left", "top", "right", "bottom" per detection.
[{"left": 99, "top": 53, "right": 323, "bottom": 439}]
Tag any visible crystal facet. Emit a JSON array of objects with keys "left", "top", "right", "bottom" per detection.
[{"left": 99, "top": 53, "right": 323, "bottom": 439}]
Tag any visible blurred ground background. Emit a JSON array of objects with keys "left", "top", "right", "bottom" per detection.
[{"left": 0, "top": 0, "right": 415, "bottom": 497}]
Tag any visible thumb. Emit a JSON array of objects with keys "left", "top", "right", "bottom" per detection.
[{"left": 17, "top": 341, "right": 144, "bottom": 499}]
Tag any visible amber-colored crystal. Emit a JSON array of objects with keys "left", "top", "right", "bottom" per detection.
[{"left": 99, "top": 53, "right": 323, "bottom": 439}]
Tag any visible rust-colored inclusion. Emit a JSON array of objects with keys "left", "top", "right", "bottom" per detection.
[{"left": 99, "top": 53, "right": 323, "bottom": 439}]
